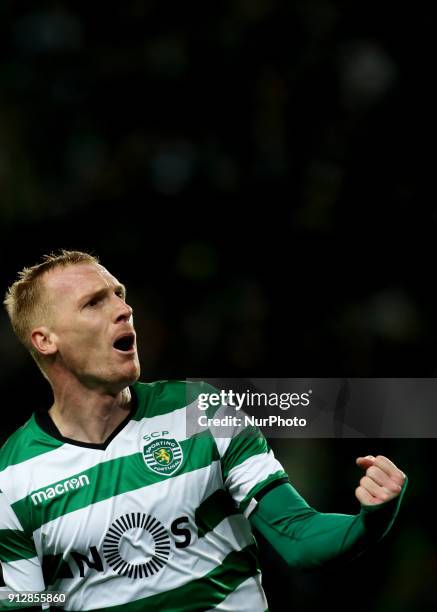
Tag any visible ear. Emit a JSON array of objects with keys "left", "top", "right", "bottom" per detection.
[{"left": 31, "top": 327, "right": 58, "bottom": 357}]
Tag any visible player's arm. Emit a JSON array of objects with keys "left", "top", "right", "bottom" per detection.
[
  {"left": 0, "top": 490, "right": 46, "bottom": 609},
  {"left": 248, "top": 455, "right": 408, "bottom": 569}
]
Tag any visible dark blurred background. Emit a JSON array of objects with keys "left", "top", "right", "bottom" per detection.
[{"left": 0, "top": 1, "right": 434, "bottom": 610}]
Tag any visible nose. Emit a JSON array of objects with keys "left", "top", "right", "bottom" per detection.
[{"left": 114, "top": 298, "right": 133, "bottom": 324}]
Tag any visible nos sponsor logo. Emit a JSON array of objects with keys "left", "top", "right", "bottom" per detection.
[{"left": 31, "top": 474, "right": 90, "bottom": 506}]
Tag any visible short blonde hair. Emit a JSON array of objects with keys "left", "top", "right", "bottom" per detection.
[{"left": 4, "top": 250, "right": 99, "bottom": 365}]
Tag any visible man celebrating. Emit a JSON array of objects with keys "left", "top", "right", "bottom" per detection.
[{"left": 0, "top": 251, "right": 407, "bottom": 611}]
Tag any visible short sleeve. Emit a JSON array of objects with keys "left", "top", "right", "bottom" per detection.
[{"left": 205, "top": 400, "right": 289, "bottom": 517}]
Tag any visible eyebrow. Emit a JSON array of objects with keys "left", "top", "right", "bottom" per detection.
[{"left": 79, "top": 283, "right": 126, "bottom": 305}]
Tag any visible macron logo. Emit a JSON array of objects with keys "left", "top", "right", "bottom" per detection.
[{"left": 31, "top": 474, "right": 90, "bottom": 506}]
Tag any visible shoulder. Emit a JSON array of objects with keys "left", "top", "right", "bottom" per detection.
[
  {"left": 0, "top": 414, "right": 61, "bottom": 474},
  {"left": 132, "top": 379, "right": 218, "bottom": 419},
  {"left": 0, "top": 417, "right": 36, "bottom": 471}
]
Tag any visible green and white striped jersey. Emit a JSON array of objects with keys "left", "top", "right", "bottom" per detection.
[{"left": 0, "top": 380, "right": 288, "bottom": 611}]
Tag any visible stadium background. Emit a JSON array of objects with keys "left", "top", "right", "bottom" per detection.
[{"left": 0, "top": 2, "right": 434, "bottom": 610}]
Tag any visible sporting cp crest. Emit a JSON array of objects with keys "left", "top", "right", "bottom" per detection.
[{"left": 143, "top": 438, "right": 183, "bottom": 476}]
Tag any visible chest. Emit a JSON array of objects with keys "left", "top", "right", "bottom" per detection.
[{"left": 27, "top": 429, "right": 221, "bottom": 555}]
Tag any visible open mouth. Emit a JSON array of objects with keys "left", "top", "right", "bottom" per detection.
[{"left": 113, "top": 333, "right": 135, "bottom": 352}]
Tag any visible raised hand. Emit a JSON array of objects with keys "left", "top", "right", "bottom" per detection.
[{"left": 355, "top": 455, "right": 406, "bottom": 506}]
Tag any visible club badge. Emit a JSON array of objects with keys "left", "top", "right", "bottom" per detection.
[{"left": 143, "top": 438, "right": 183, "bottom": 476}]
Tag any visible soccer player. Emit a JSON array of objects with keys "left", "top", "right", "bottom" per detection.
[{"left": 0, "top": 251, "right": 407, "bottom": 611}]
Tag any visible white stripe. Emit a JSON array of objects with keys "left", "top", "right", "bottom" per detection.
[
  {"left": 206, "top": 575, "right": 268, "bottom": 612},
  {"left": 66, "top": 515, "right": 255, "bottom": 611},
  {"left": 243, "top": 498, "right": 258, "bottom": 518},
  {"left": 69, "top": 514, "right": 255, "bottom": 611},
  {"left": 0, "top": 557, "right": 45, "bottom": 593},
  {"left": 0, "top": 492, "right": 22, "bottom": 530},
  {"left": 225, "top": 450, "right": 284, "bottom": 505},
  {"left": 33, "top": 463, "right": 221, "bottom": 550}
]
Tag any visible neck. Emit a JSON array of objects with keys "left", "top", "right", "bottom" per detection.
[{"left": 49, "top": 382, "right": 133, "bottom": 445}]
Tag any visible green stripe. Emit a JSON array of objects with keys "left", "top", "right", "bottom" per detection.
[
  {"left": 0, "top": 600, "right": 42, "bottom": 610},
  {"left": 195, "top": 489, "right": 240, "bottom": 537},
  {"left": 239, "top": 471, "right": 288, "bottom": 513},
  {"left": 13, "top": 432, "right": 219, "bottom": 533},
  {"left": 221, "top": 427, "right": 268, "bottom": 481},
  {"left": 0, "top": 416, "right": 63, "bottom": 470},
  {"left": 53, "top": 544, "right": 259, "bottom": 612},
  {"left": 0, "top": 529, "right": 36, "bottom": 562}
]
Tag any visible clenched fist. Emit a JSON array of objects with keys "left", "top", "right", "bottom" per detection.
[{"left": 355, "top": 455, "right": 406, "bottom": 506}]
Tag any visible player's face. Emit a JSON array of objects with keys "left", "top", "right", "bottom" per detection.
[{"left": 43, "top": 262, "right": 140, "bottom": 392}]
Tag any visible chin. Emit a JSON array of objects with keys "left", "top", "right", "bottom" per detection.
[
  {"left": 107, "top": 376, "right": 138, "bottom": 397},
  {"left": 107, "top": 364, "right": 140, "bottom": 393},
  {"left": 123, "top": 363, "right": 141, "bottom": 385}
]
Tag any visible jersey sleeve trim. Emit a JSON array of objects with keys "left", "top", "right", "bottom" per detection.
[
  {"left": 254, "top": 476, "right": 289, "bottom": 503},
  {"left": 238, "top": 470, "right": 289, "bottom": 516},
  {"left": 242, "top": 476, "right": 290, "bottom": 518}
]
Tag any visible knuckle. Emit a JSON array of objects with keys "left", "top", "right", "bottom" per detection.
[
  {"left": 387, "top": 482, "right": 401, "bottom": 493},
  {"left": 367, "top": 465, "right": 378, "bottom": 478},
  {"left": 391, "top": 473, "right": 405, "bottom": 487}
]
